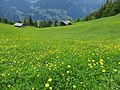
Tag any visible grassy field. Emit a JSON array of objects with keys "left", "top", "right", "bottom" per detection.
[{"left": 0, "top": 14, "right": 120, "bottom": 90}]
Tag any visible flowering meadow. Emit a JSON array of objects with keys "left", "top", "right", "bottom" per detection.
[{"left": 0, "top": 15, "right": 120, "bottom": 90}]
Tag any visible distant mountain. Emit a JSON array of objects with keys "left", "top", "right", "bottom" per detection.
[
  {"left": 0, "top": 0, "right": 31, "bottom": 21},
  {"left": 0, "top": 0, "right": 106, "bottom": 21}
]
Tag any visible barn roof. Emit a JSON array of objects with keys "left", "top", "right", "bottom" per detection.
[
  {"left": 61, "top": 20, "right": 72, "bottom": 25},
  {"left": 14, "top": 23, "right": 24, "bottom": 27}
]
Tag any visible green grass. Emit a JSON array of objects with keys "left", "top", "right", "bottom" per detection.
[{"left": 0, "top": 14, "right": 120, "bottom": 90}]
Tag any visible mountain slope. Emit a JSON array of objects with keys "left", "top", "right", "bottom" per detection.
[
  {"left": 0, "top": 0, "right": 31, "bottom": 21},
  {"left": 32, "top": 0, "right": 106, "bottom": 20},
  {"left": 85, "top": 0, "right": 120, "bottom": 21},
  {"left": 0, "top": 0, "right": 106, "bottom": 21}
]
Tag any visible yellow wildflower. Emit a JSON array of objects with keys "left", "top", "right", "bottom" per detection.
[
  {"left": 2, "top": 73, "right": 5, "bottom": 77},
  {"left": 102, "top": 69, "right": 106, "bottom": 73},
  {"left": 67, "top": 65, "right": 71, "bottom": 68},
  {"left": 100, "top": 59, "right": 104, "bottom": 62},
  {"left": 80, "top": 82, "right": 83, "bottom": 84},
  {"left": 37, "top": 74, "right": 40, "bottom": 77},
  {"left": 48, "top": 78, "right": 52, "bottom": 82},
  {"left": 88, "top": 60, "right": 91, "bottom": 62},
  {"left": 49, "top": 87, "right": 52, "bottom": 90},
  {"left": 32, "top": 87, "right": 34, "bottom": 90},
  {"left": 90, "top": 65, "right": 93, "bottom": 68},
  {"left": 113, "top": 69, "right": 118, "bottom": 72},
  {"left": 96, "top": 62, "right": 98, "bottom": 64},
  {"left": 45, "top": 83, "right": 49, "bottom": 88},
  {"left": 92, "top": 53, "right": 94, "bottom": 55},
  {"left": 99, "top": 62, "right": 104, "bottom": 65},
  {"left": 88, "top": 64, "right": 91, "bottom": 66},
  {"left": 67, "top": 71, "right": 70, "bottom": 74},
  {"left": 99, "top": 59, "right": 104, "bottom": 65},
  {"left": 62, "top": 73, "right": 64, "bottom": 76},
  {"left": 73, "top": 85, "right": 76, "bottom": 88},
  {"left": 8, "top": 85, "right": 11, "bottom": 88},
  {"left": 92, "top": 60, "right": 95, "bottom": 63},
  {"left": 93, "top": 63, "right": 96, "bottom": 66}
]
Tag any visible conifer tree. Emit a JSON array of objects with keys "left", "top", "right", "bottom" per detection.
[{"left": 29, "top": 16, "right": 33, "bottom": 26}]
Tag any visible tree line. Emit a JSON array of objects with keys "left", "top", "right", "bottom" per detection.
[
  {"left": 0, "top": 18, "right": 14, "bottom": 25},
  {"left": 0, "top": 16, "right": 60, "bottom": 28},
  {"left": 0, "top": 16, "right": 70, "bottom": 28},
  {"left": 85, "top": 0, "right": 120, "bottom": 21},
  {"left": 21, "top": 16, "right": 60, "bottom": 28}
]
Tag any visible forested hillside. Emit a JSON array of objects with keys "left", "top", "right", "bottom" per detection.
[{"left": 85, "top": 0, "right": 120, "bottom": 20}]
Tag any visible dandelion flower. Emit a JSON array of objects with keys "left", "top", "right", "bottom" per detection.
[
  {"left": 88, "top": 64, "right": 91, "bottom": 66},
  {"left": 100, "top": 62, "right": 104, "bottom": 65},
  {"left": 88, "top": 60, "right": 90, "bottom": 62},
  {"left": 113, "top": 69, "right": 118, "bottom": 72},
  {"left": 73, "top": 85, "right": 76, "bottom": 88},
  {"left": 45, "top": 83, "right": 49, "bottom": 88},
  {"left": 67, "top": 71, "right": 70, "bottom": 74},
  {"left": 92, "top": 60, "right": 95, "bottom": 63},
  {"left": 37, "top": 74, "right": 40, "bottom": 77},
  {"left": 67, "top": 65, "right": 71, "bottom": 68},
  {"left": 90, "top": 65, "right": 93, "bottom": 68},
  {"left": 118, "top": 62, "right": 120, "bottom": 65},
  {"left": 2, "top": 73, "right": 5, "bottom": 77},
  {"left": 100, "top": 66, "right": 104, "bottom": 68},
  {"left": 96, "top": 62, "right": 98, "bottom": 64},
  {"left": 32, "top": 87, "right": 34, "bottom": 90},
  {"left": 8, "top": 85, "right": 11, "bottom": 88},
  {"left": 49, "top": 87, "right": 52, "bottom": 90},
  {"left": 62, "top": 73, "right": 64, "bottom": 76},
  {"left": 100, "top": 59, "right": 104, "bottom": 62},
  {"left": 99, "top": 59, "right": 104, "bottom": 65},
  {"left": 80, "top": 82, "right": 83, "bottom": 84},
  {"left": 102, "top": 69, "right": 106, "bottom": 73},
  {"left": 48, "top": 78, "right": 52, "bottom": 82}
]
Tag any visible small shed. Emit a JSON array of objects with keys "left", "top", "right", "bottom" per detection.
[
  {"left": 14, "top": 23, "right": 24, "bottom": 27},
  {"left": 60, "top": 20, "right": 72, "bottom": 26}
]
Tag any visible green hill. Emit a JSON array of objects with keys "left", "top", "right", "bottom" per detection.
[
  {"left": 0, "top": 14, "right": 120, "bottom": 90},
  {"left": 0, "top": 14, "right": 120, "bottom": 41}
]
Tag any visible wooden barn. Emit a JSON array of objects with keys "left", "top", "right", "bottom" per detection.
[{"left": 60, "top": 20, "right": 72, "bottom": 26}]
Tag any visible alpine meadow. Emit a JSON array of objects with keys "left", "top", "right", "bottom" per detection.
[
  {"left": 0, "top": 0, "right": 120, "bottom": 90},
  {"left": 0, "top": 14, "right": 120, "bottom": 90}
]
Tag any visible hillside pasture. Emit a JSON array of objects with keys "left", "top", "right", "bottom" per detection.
[{"left": 0, "top": 15, "right": 120, "bottom": 90}]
